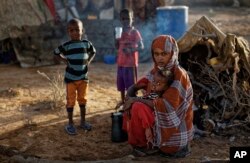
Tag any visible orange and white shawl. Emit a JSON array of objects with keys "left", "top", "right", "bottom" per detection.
[{"left": 139, "top": 35, "right": 194, "bottom": 154}]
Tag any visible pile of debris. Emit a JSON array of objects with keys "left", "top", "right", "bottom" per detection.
[{"left": 178, "top": 16, "right": 250, "bottom": 134}]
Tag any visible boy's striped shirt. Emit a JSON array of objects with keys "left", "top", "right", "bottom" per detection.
[{"left": 54, "top": 40, "right": 96, "bottom": 83}]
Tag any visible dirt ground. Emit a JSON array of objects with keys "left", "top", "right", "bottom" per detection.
[{"left": 0, "top": 7, "right": 250, "bottom": 163}]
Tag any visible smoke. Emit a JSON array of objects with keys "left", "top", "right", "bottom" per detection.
[{"left": 136, "top": 18, "right": 157, "bottom": 63}]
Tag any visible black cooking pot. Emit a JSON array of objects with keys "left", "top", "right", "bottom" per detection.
[{"left": 111, "top": 112, "right": 128, "bottom": 142}]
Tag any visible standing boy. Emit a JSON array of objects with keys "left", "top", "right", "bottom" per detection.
[
  {"left": 54, "top": 18, "right": 96, "bottom": 135},
  {"left": 115, "top": 8, "right": 144, "bottom": 107}
]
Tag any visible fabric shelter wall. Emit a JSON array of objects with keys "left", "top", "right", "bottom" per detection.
[{"left": 0, "top": 0, "right": 53, "bottom": 40}]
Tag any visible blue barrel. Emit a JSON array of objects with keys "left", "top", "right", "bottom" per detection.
[{"left": 156, "top": 6, "right": 188, "bottom": 40}]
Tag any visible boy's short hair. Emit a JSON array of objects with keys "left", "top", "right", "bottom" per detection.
[
  {"left": 120, "top": 8, "right": 133, "bottom": 18},
  {"left": 67, "top": 18, "right": 83, "bottom": 28}
]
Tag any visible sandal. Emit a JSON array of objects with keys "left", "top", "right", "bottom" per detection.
[
  {"left": 80, "top": 122, "right": 92, "bottom": 131},
  {"left": 132, "top": 147, "right": 147, "bottom": 157},
  {"left": 65, "top": 124, "right": 77, "bottom": 135}
]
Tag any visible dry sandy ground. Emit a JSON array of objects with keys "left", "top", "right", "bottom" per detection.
[{"left": 0, "top": 7, "right": 250, "bottom": 163}]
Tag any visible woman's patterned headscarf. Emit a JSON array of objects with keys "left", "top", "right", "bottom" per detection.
[{"left": 151, "top": 35, "right": 179, "bottom": 70}]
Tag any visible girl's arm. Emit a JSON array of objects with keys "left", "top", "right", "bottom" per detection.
[
  {"left": 124, "top": 82, "right": 154, "bottom": 110},
  {"left": 123, "top": 96, "right": 154, "bottom": 111},
  {"left": 138, "top": 40, "right": 144, "bottom": 51}
]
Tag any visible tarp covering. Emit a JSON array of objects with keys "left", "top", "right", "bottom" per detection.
[
  {"left": 0, "top": 0, "right": 53, "bottom": 40},
  {"left": 177, "top": 15, "right": 250, "bottom": 75},
  {"left": 178, "top": 16, "right": 226, "bottom": 53}
]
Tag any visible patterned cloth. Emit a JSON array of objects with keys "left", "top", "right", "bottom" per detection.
[
  {"left": 151, "top": 65, "right": 194, "bottom": 153},
  {"left": 117, "top": 27, "right": 142, "bottom": 67},
  {"left": 141, "top": 92, "right": 159, "bottom": 100},
  {"left": 54, "top": 40, "right": 96, "bottom": 83},
  {"left": 125, "top": 35, "right": 194, "bottom": 154}
]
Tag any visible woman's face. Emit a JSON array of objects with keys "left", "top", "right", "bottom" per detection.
[{"left": 153, "top": 48, "right": 172, "bottom": 67}]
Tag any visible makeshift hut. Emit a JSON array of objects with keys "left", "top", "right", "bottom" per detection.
[
  {"left": 178, "top": 16, "right": 250, "bottom": 133},
  {"left": 0, "top": 0, "right": 61, "bottom": 67}
]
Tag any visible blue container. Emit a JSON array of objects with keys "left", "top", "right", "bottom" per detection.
[
  {"left": 156, "top": 6, "right": 188, "bottom": 40},
  {"left": 103, "top": 55, "right": 116, "bottom": 64}
]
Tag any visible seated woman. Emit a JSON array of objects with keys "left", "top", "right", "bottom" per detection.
[{"left": 122, "top": 35, "right": 194, "bottom": 158}]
